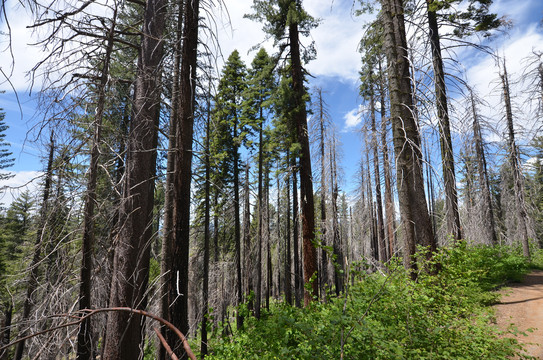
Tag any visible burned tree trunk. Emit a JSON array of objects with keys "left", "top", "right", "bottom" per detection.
[
  {"left": 102, "top": 0, "right": 165, "bottom": 357},
  {"left": 501, "top": 60, "right": 530, "bottom": 259}
]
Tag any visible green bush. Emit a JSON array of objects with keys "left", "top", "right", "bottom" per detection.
[{"left": 204, "top": 244, "right": 533, "bottom": 359}]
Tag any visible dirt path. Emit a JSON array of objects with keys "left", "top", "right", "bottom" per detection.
[{"left": 494, "top": 270, "right": 543, "bottom": 359}]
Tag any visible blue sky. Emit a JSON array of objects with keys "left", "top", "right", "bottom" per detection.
[{"left": 1, "top": 0, "right": 543, "bottom": 205}]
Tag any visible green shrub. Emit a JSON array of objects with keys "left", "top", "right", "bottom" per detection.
[{"left": 204, "top": 244, "right": 533, "bottom": 359}]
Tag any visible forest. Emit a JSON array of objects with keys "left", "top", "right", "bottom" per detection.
[{"left": 0, "top": 0, "right": 543, "bottom": 359}]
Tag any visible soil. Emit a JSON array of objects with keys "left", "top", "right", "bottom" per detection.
[{"left": 494, "top": 270, "right": 543, "bottom": 359}]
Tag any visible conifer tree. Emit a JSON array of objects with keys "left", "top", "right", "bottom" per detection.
[
  {"left": 245, "top": 47, "right": 275, "bottom": 318},
  {"left": 0, "top": 105, "right": 14, "bottom": 183},
  {"left": 248, "top": 0, "right": 319, "bottom": 305},
  {"left": 214, "top": 49, "right": 249, "bottom": 327}
]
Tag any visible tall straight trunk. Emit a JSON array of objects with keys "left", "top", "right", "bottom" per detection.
[
  {"left": 103, "top": 0, "right": 165, "bottom": 356},
  {"left": 380, "top": 0, "right": 435, "bottom": 274},
  {"left": 365, "top": 151, "right": 379, "bottom": 264},
  {"left": 159, "top": 3, "right": 182, "bottom": 358},
  {"left": 379, "top": 60, "right": 395, "bottom": 258},
  {"left": 317, "top": 89, "right": 328, "bottom": 298},
  {"left": 292, "top": 156, "right": 302, "bottom": 307},
  {"left": 14, "top": 131, "right": 55, "bottom": 360},
  {"left": 370, "top": 89, "right": 386, "bottom": 262},
  {"left": 278, "top": 165, "right": 290, "bottom": 303},
  {"left": 168, "top": 0, "right": 200, "bottom": 352},
  {"left": 213, "top": 190, "right": 220, "bottom": 263},
  {"left": 265, "top": 167, "right": 272, "bottom": 310},
  {"left": 256, "top": 116, "right": 264, "bottom": 319},
  {"left": 426, "top": 0, "right": 462, "bottom": 240},
  {"left": 200, "top": 96, "right": 211, "bottom": 359},
  {"left": 330, "top": 139, "right": 343, "bottom": 293},
  {"left": 233, "top": 121, "right": 243, "bottom": 329},
  {"left": 501, "top": 60, "right": 530, "bottom": 259},
  {"left": 76, "top": 9, "right": 117, "bottom": 359},
  {"left": 425, "top": 142, "right": 437, "bottom": 237},
  {"left": 289, "top": 19, "right": 317, "bottom": 307},
  {"left": 469, "top": 88, "right": 498, "bottom": 244},
  {"left": 243, "top": 161, "right": 253, "bottom": 312},
  {"left": 285, "top": 156, "right": 293, "bottom": 305}
]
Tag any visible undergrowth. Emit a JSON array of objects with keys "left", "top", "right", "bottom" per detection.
[{"left": 201, "top": 243, "right": 536, "bottom": 359}]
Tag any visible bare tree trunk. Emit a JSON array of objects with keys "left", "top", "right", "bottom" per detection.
[
  {"left": 102, "top": 0, "right": 165, "bottom": 356},
  {"left": 159, "top": 3, "right": 182, "bottom": 358},
  {"left": 292, "top": 156, "right": 302, "bottom": 307},
  {"left": 233, "top": 121, "right": 243, "bottom": 329},
  {"left": 265, "top": 167, "right": 272, "bottom": 310},
  {"left": 501, "top": 60, "right": 531, "bottom": 260},
  {"left": 256, "top": 117, "right": 264, "bottom": 319},
  {"left": 168, "top": 0, "right": 200, "bottom": 352},
  {"left": 14, "top": 131, "right": 55, "bottom": 360},
  {"left": 379, "top": 60, "right": 396, "bottom": 258},
  {"left": 424, "top": 142, "right": 437, "bottom": 238},
  {"left": 380, "top": 0, "right": 435, "bottom": 274},
  {"left": 426, "top": 0, "right": 462, "bottom": 241},
  {"left": 289, "top": 19, "right": 317, "bottom": 306},
  {"left": 365, "top": 151, "right": 379, "bottom": 265},
  {"left": 469, "top": 88, "right": 498, "bottom": 244},
  {"left": 243, "top": 161, "right": 253, "bottom": 314},
  {"left": 370, "top": 89, "right": 386, "bottom": 262},
  {"left": 316, "top": 88, "right": 328, "bottom": 298},
  {"left": 200, "top": 92, "right": 211, "bottom": 359},
  {"left": 285, "top": 155, "right": 293, "bottom": 305},
  {"left": 76, "top": 8, "right": 118, "bottom": 359},
  {"left": 330, "top": 138, "right": 343, "bottom": 293}
]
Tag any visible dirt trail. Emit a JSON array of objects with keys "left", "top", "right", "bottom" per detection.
[{"left": 494, "top": 270, "right": 543, "bottom": 359}]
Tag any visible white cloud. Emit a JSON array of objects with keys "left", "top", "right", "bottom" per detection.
[
  {"left": 210, "top": 0, "right": 368, "bottom": 83},
  {"left": 0, "top": 170, "right": 43, "bottom": 208},
  {"left": 0, "top": 4, "right": 43, "bottom": 92},
  {"left": 2, "top": 1, "right": 368, "bottom": 92},
  {"left": 343, "top": 104, "right": 363, "bottom": 129}
]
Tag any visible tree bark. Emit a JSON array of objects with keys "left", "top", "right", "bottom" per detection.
[
  {"left": 370, "top": 89, "right": 387, "bottom": 262},
  {"left": 256, "top": 116, "right": 264, "bottom": 319},
  {"left": 317, "top": 88, "right": 328, "bottom": 298},
  {"left": 331, "top": 138, "right": 343, "bottom": 293},
  {"left": 378, "top": 60, "right": 395, "bottom": 259},
  {"left": 200, "top": 91, "right": 211, "bottom": 359},
  {"left": 380, "top": 0, "right": 436, "bottom": 274},
  {"left": 501, "top": 60, "right": 530, "bottom": 259},
  {"left": 291, "top": 156, "right": 302, "bottom": 307},
  {"left": 285, "top": 155, "right": 293, "bottom": 305},
  {"left": 168, "top": 0, "right": 200, "bottom": 353},
  {"left": 289, "top": 19, "right": 318, "bottom": 306},
  {"left": 159, "top": 3, "right": 182, "bottom": 358},
  {"left": 265, "top": 167, "right": 272, "bottom": 310},
  {"left": 426, "top": 0, "right": 462, "bottom": 241},
  {"left": 243, "top": 161, "right": 253, "bottom": 316},
  {"left": 102, "top": 0, "right": 165, "bottom": 356},
  {"left": 469, "top": 88, "right": 498, "bottom": 244},
  {"left": 76, "top": 8, "right": 117, "bottom": 359}
]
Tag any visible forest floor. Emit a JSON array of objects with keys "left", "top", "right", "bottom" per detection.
[{"left": 494, "top": 270, "right": 543, "bottom": 359}]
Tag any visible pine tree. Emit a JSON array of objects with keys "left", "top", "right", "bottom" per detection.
[
  {"left": 214, "top": 49, "right": 249, "bottom": 328},
  {"left": 245, "top": 47, "right": 275, "bottom": 318},
  {"left": 248, "top": 0, "right": 319, "bottom": 305},
  {"left": 0, "top": 105, "right": 14, "bottom": 184}
]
